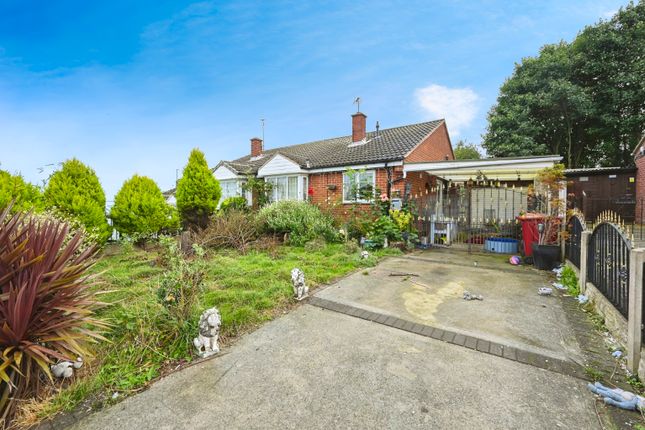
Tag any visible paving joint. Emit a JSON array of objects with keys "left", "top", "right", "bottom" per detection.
[{"left": 307, "top": 295, "right": 590, "bottom": 381}]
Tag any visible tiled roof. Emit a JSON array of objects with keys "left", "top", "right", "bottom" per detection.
[{"left": 222, "top": 119, "right": 444, "bottom": 174}]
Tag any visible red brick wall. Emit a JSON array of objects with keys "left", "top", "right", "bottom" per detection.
[
  {"left": 307, "top": 166, "right": 441, "bottom": 221},
  {"left": 404, "top": 122, "right": 454, "bottom": 163},
  {"left": 635, "top": 155, "right": 645, "bottom": 221},
  {"left": 405, "top": 171, "right": 436, "bottom": 198}
]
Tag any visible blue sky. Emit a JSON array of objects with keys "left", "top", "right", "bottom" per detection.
[{"left": 0, "top": 0, "right": 627, "bottom": 201}]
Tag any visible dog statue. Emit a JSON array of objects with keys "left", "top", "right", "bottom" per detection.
[
  {"left": 291, "top": 268, "right": 309, "bottom": 301},
  {"left": 193, "top": 307, "right": 221, "bottom": 358},
  {"left": 51, "top": 357, "right": 83, "bottom": 378}
]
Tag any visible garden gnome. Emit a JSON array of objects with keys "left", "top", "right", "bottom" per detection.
[
  {"left": 193, "top": 307, "right": 221, "bottom": 358},
  {"left": 291, "top": 268, "right": 309, "bottom": 300}
]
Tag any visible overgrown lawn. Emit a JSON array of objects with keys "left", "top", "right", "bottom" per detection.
[{"left": 25, "top": 243, "right": 400, "bottom": 425}]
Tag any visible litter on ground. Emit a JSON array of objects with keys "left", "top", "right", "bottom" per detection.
[
  {"left": 577, "top": 294, "right": 589, "bottom": 304},
  {"left": 463, "top": 291, "right": 483, "bottom": 301},
  {"left": 552, "top": 282, "right": 565, "bottom": 290},
  {"left": 538, "top": 287, "right": 553, "bottom": 296},
  {"left": 588, "top": 382, "right": 644, "bottom": 411}
]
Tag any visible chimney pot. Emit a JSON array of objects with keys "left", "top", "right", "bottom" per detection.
[
  {"left": 250, "top": 137, "right": 263, "bottom": 157},
  {"left": 351, "top": 112, "right": 367, "bottom": 143}
]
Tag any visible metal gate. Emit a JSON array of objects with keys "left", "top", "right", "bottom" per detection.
[
  {"left": 587, "top": 218, "right": 631, "bottom": 318},
  {"left": 565, "top": 212, "right": 586, "bottom": 269}
]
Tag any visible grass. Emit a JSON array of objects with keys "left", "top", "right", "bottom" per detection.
[{"left": 20, "top": 242, "right": 401, "bottom": 425}]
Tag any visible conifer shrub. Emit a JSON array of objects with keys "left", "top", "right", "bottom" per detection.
[
  {"left": 0, "top": 170, "right": 43, "bottom": 212},
  {"left": 44, "top": 159, "right": 110, "bottom": 242},
  {"left": 110, "top": 175, "right": 179, "bottom": 240},
  {"left": 176, "top": 149, "right": 221, "bottom": 229}
]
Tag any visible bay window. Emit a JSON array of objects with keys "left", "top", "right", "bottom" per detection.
[
  {"left": 266, "top": 175, "right": 307, "bottom": 202},
  {"left": 220, "top": 180, "right": 239, "bottom": 200}
]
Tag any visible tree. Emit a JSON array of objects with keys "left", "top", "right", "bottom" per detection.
[
  {"left": 176, "top": 148, "right": 221, "bottom": 229},
  {"left": 483, "top": 3, "right": 644, "bottom": 168},
  {"left": 110, "top": 175, "right": 179, "bottom": 239},
  {"left": 0, "top": 170, "right": 43, "bottom": 212},
  {"left": 483, "top": 42, "right": 593, "bottom": 167},
  {"left": 44, "top": 158, "right": 111, "bottom": 242},
  {"left": 572, "top": 1, "right": 645, "bottom": 166},
  {"left": 453, "top": 140, "right": 482, "bottom": 159}
]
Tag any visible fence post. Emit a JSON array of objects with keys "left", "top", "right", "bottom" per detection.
[
  {"left": 579, "top": 231, "right": 591, "bottom": 294},
  {"left": 627, "top": 248, "right": 645, "bottom": 374}
]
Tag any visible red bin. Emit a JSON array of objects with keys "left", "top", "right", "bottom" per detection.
[{"left": 516, "top": 214, "right": 546, "bottom": 257}]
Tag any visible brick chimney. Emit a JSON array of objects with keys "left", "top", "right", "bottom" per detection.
[
  {"left": 250, "top": 137, "right": 263, "bottom": 157},
  {"left": 352, "top": 112, "right": 367, "bottom": 142}
]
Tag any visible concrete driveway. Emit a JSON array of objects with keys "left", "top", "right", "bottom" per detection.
[
  {"left": 315, "top": 250, "right": 584, "bottom": 364},
  {"left": 65, "top": 250, "right": 612, "bottom": 430}
]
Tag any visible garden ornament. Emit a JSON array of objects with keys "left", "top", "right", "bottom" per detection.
[
  {"left": 360, "top": 250, "right": 370, "bottom": 259},
  {"left": 463, "top": 291, "right": 483, "bottom": 301},
  {"left": 587, "top": 382, "right": 645, "bottom": 411},
  {"left": 51, "top": 357, "right": 83, "bottom": 379},
  {"left": 193, "top": 307, "right": 221, "bottom": 358},
  {"left": 291, "top": 268, "right": 309, "bottom": 301},
  {"left": 538, "top": 287, "right": 553, "bottom": 296}
]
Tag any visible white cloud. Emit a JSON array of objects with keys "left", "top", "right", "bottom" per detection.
[{"left": 414, "top": 84, "right": 479, "bottom": 136}]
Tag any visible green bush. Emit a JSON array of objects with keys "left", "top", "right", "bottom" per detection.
[
  {"left": 110, "top": 175, "right": 179, "bottom": 239},
  {"left": 258, "top": 201, "right": 338, "bottom": 246},
  {"left": 220, "top": 196, "right": 248, "bottom": 212},
  {"left": 0, "top": 170, "right": 43, "bottom": 212},
  {"left": 561, "top": 265, "right": 579, "bottom": 296},
  {"left": 44, "top": 159, "right": 110, "bottom": 242},
  {"left": 176, "top": 148, "right": 221, "bottom": 229},
  {"left": 366, "top": 215, "right": 402, "bottom": 248}
]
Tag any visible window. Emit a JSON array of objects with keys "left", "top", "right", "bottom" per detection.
[
  {"left": 266, "top": 175, "right": 304, "bottom": 202},
  {"left": 343, "top": 170, "right": 375, "bottom": 203},
  {"left": 220, "top": 180, "right": 239, "bottom": 200}
]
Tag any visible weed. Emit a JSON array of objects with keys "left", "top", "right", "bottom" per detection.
[
  {"left": 584, "top": 366, "right": 605, "bottom": 381},
  {"left": 628, "top": 375, "right": 645, "bottom": 393},
  {"left": 561, "top": 265, "right": 579, "bottom": 296}
]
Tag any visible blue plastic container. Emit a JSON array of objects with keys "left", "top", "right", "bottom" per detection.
[{"left": 484, "top": 237, "right": 519, "bottom": 254}]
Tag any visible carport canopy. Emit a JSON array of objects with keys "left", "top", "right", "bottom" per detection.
[{"left": 403, "top": 155, "right": 563, "bottom": 182}]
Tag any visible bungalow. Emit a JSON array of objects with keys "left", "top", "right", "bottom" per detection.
[{"left": 212, "top": 112, "right": 454, "bottom": 209}]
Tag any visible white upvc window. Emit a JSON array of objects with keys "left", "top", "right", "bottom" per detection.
[
  {"left": 220, "top": 179, "right": 240, "bottom": 200},
  {"left": 343, "top": 170, "right": 375, "bottom": 203},
  {"left": 266, "top": 175, "right": 306, "bottom": 202}
]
